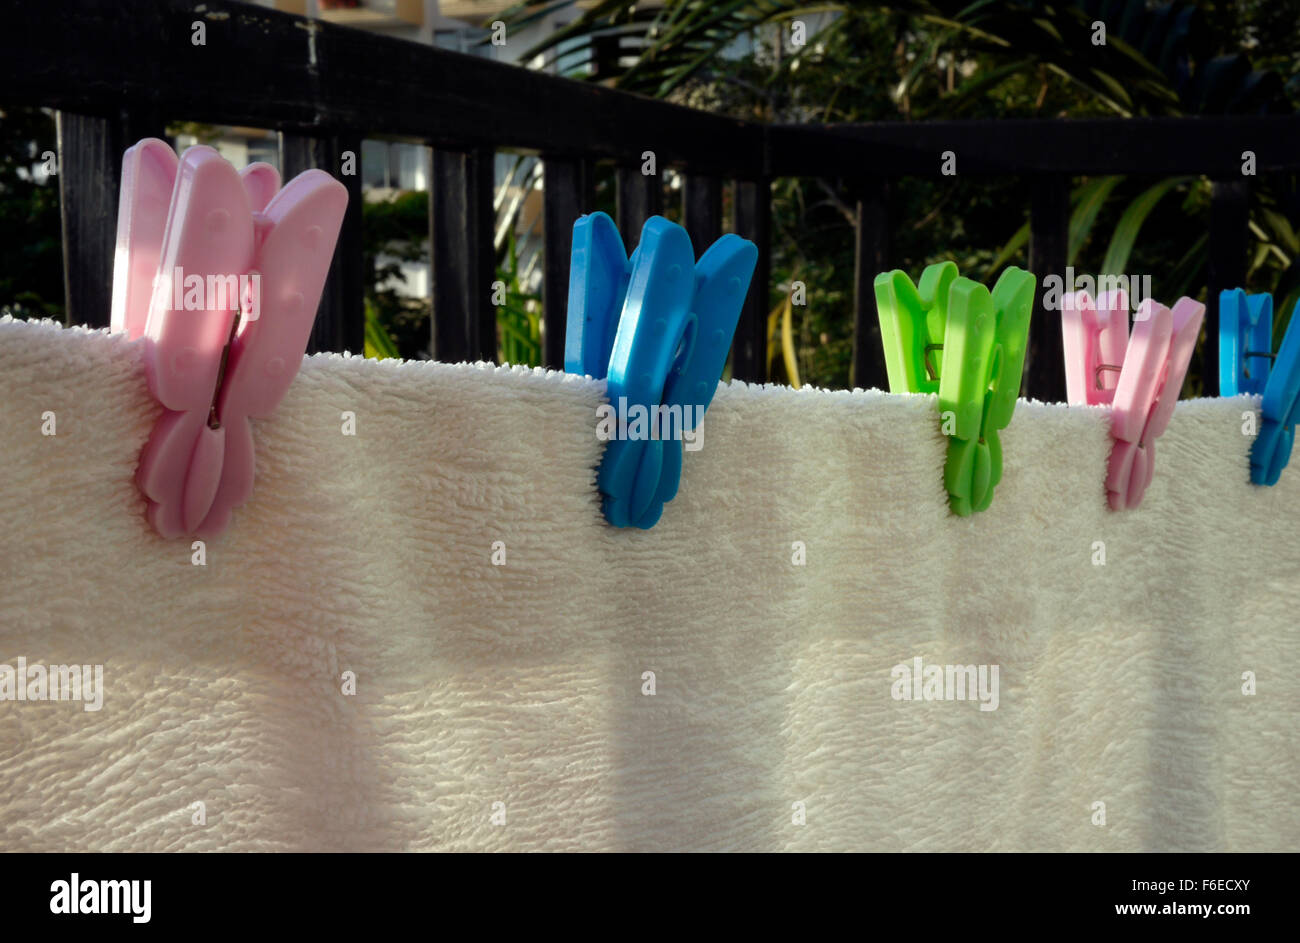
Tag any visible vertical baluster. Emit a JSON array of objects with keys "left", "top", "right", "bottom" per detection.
[
  {"left": 541, "top": 155, "right": 594, "bottom": 370},
  {"left": 682, "top": 174, "right": 722, "bottom": 259},
  {"left": 616, "top": 163, "right": 663, "bottom": 244},
  {"left": 56, "top": 108, "right": 164, "bottom": 329},
  {"left": 1027, "top": 175, "right": 1069, "bottom": 401},
  {"left": 852, "top": 179, "right": 890, "bottom": 391},
  {"left": 430, "top": 147, "right": 497, "bottom": 363},
  {"left": 1207, "top": 179, "right": 1250, "bottom": 397},
  {"left": 279, "top": 132, "right": 364, "bottom": 355},
  {"left": 732, "top": 178, "right": 771, "bottom": 383}
]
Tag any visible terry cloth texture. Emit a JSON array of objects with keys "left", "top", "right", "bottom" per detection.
[{"left": 0, "top": 315, "right": 1297, "bottom": 852}]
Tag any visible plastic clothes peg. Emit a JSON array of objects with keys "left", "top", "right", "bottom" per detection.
[
  {"left": 1062, "top": 291, "right": 1204, "bottom": 510},
  {"left": 566, "top": 212, "right": 757, "bottom": 528},
  {"left": 1254, "top": 302, "right": 1300, "bottom": 485},
  {"left": 1219, "top": 288, "right": 1274, "bottom": 396},
  {"left": 874, "top": 263, "right": 1036, "bottom": 516},
  {"left": 111, "top": 138, "right": 347, "bottom": 538},
  {"left": 1220, "top": 289, "right": 1300, "bottom": 484}
]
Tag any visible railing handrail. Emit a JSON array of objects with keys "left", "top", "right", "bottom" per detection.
[
  {"left": 12, "top": 0, "right": 1295, "bottom": 180},
  {"left": 4, "top": 0, "right": 1296, "bottom": 400},
  {"left": 771, "top": 116, "right": 1300, "bottom": 177},
  {"left": 0, "top": 0, "right": 765, "bottom": 177}
]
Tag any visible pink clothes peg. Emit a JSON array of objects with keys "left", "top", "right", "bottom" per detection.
[
  {"left": 111, "top": 138, "right": 177, "bottom": 338},
  {"left": 1061, "top": 289, "right": 1131, "bottom": 406},
  {"left": 111, "top": 138, "right": 347, "bottom": 539},
  {"left": 1062, "top": 290, "right": 1204, "bottom": 510}
]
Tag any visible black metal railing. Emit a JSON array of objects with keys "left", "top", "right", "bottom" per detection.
[{"left": 4, "top": 0, "right": 1298, "bottom": 398}]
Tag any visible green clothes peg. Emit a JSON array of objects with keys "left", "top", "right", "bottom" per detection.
[
  {"left": 874, "top": 263, "right": 1036, "bottom": 517},
  {"left": 875, "top": 261, "right": 958, "bottom": 395}
]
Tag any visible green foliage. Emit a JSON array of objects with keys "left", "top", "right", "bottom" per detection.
[
  {"left": 364, "top": 295, "right": 401, "bottom": 359},
  {"left": 0, "top": 107, "right": 63, "bottom": 321},
  {"left": 505, "top": 0, "right": 1299, "bottom": 389},
  {"left": 360, "top": 183, "right": 545, "bottom": 366},
  {"left": 496, "top": 229, "right": 543, "bottom": 367},
  {"left": 361, "top": 188, "right": 431, "bottom": 360},
  {"left": 508, "top": 0, "right": 1293, "bottom": 116}
]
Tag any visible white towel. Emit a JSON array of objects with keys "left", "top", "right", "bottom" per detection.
[{"left": 1, "top": 315, "right": 1296, "bottom": 852}]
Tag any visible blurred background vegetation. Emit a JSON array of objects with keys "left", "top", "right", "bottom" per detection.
[
  {"left": 2, "top": 0, "right": 1296, "bottom": 392},
  {"left": 501, "top": 0, "right": 1299, "bottom": 390}
]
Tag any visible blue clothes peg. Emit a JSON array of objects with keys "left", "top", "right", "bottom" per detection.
[
  {"left": 1219, "top": 289, "right": 1300, "bottom": 485},
  {"left": 566, "top": 211, "right": 757, "bottom": 528},
  {"left": 1255, "top": 303, "right": 1300, "bottom": 486},
  {"left": 1219, "top": 288, "right": 1274, "bottom": 395}
]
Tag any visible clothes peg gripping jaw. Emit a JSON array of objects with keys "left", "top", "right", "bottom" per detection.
[
  {"left": 1218, "top": 288, "right": 1274, "bottom": 397},
  {"left": 565, "top": 212, "right": 757, "bottom": 529},
  {"left": 1104, "top": 297, "right": 1204, "bottom": 510},
  {"left": 1061, "top": 289, "right": 1130, "bottom": 406},
  {"left": 565, "top": 211, "right": 632, "bottom": 379},
  {"left": 196, "top": 168, "right": 348, "bottom": 537},
  {"left": 112, "top": 139, "right": 179, "bottom": 339},
  {"left": 936, "top": 277, "right": 997, "bottom": 515},
  {"left": 130, "top": 145, "right": 258, "bottom": 538},
  {"left": 1252, "top": 296, "right": 1300, "bottom": 486},
  {"left": 940, "top": 267, "right": 1035, "bottom": 516},
  {"left": 873, "top": 260, "right": 958, "bottom": 395},
  {"left": 1217, "top": 287, "right": 1300, "bottom": 486}
]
